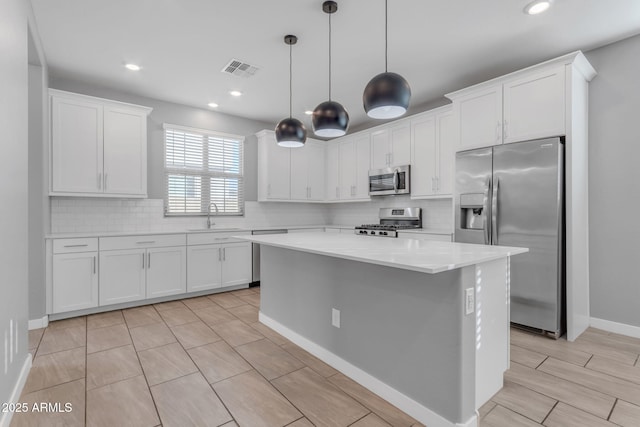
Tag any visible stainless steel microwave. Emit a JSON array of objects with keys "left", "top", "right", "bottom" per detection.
[{"left": 368, "top": 165, "right": 410, "bottom": 196}]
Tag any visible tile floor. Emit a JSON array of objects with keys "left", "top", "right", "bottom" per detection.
[
  {"left": 14, "top": 286, "right": 640, "bottom": 427},
  {"left": 14, "top": 287, "right": 422, "bottom": 427}
]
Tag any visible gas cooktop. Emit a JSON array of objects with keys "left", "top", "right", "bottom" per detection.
[{"left": 354, "top": 208, "right": 422, "bottom": 238}]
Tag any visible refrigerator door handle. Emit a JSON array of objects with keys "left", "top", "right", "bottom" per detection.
[
  {"left": 492, "top": 177, "right": 499, "bottom": 245},
  {"left": 484, "top": 177, "right": 492, "bottom": 245}
]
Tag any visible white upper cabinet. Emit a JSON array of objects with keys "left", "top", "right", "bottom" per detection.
[
  {"left": 103, "top": 106, "right": 147, "bottom": 195},
  {"left": 370, "top": 121, "right": 411, "bottom": 169},
  {"left": 49, "top": 90, "right": 152, "bottom": 197},
  {"left": 257, "top": 130, "right": 291, "bottom": 200},
  {"left": 448, "top": 63, "right": 567, "bottom": 151},
  {"left": 390, "top": 123, "right": 412, "bottom": 166},
  {"left": 51, "top": 96, "right": 103, "bottom": 194},
  {"left": 410, "top": 107, "right": 454, "bottom": 199},
  {"left": 325, "top": 141, "right": 339, "bottom": 201},
  {"left": 339, "top": 133, "right": 371, "bottom": 201},
  {"left": 453, "top": 85, "right": 503, "bottom": 151},
  {"left": 257, "top": 130, "right": 325, "bottom": 202},
  {"left": 503, "top": 66, "right": 565, "bottom": 144},
  {"left": 291, "top": 140, "right": 325, "bottom": 201}
]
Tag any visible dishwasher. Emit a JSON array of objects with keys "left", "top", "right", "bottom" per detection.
[{"left": 251, "top": 229, "right": 288, "bottom": 283}]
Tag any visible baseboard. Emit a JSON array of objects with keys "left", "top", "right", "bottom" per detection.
[
  {"left": 259, "top": 312, "right": 476, "bottom": 427},
  {"left": 0, "top": 354, "right": 33, "bottom": 427},
  {"left": 590, "top": 317, "right": 640, "bottom": 339},
  {"left": 28, "top": 315, "right": 48, "bottom": 330}
]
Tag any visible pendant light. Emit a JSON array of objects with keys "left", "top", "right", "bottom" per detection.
[
  {"left": 312, "top": 1, "right": 349, "bottom": 138},
  {"left": 363, "top": 0, "right": 411, "bottom": 119},
  {"left": 275, "top": 35, "right": 307, "bottom": 148}
]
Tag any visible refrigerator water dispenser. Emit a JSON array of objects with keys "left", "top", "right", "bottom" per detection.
[{"left": 459, "top": 193, "right": 485, "bottom": 230}]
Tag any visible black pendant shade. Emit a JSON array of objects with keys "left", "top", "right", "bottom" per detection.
[
  {"left": 275, "top": 117, "right": 307, "bottom": 148},
  {"left": 363, "top": 72, "right": 411, "bottom": 119},
  {"left": 312, "top": 100, "right": 349, "bottom": 138},
  {"left": 363, "top": 0, "right": 411, "bottom": 119},
  {"left": 275, "top": 34, "right": 307, "bottom": 148},
  {"left": 312, "top": 1, "right": 349, "bottom": 138}
]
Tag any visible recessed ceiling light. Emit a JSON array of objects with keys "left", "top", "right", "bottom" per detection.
[
  {"left": 207, "top": 102, "right": 219, "bottom": 108},
  {"left": 523, "top": 0, "right": 552, "bottom": 15},
  {"left": 304, "top": 110, "right": 313, "bottom": 115},
  {"left": 229, "top": 90, "right": 242, "bottom": 97},
  {"left": 125, "top": 63, "right": 141, "bottom": 71}
]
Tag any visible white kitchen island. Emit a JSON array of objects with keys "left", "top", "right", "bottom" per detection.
[{"left": 240, "top": 233, "right": 527, "bottom": 427}]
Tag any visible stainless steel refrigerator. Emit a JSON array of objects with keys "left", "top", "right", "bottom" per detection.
[{"left": 454, "top": 137, "right": 564, "bottom": 337}]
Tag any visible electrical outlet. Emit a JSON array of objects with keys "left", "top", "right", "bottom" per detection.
[
  {"left": 332, "top": 308, "right": 341, "bottom": 328},
  {"left": 465, "top": 288, "right": 475, "bottom": 315}
]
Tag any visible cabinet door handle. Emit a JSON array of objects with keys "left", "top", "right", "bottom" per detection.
[
  {"left": 142, "top": 253, "right": 145, "bottom": 269},
  {"left": 431, "top": 177, "right": 435, "bottom": 192},
  {"left": 223, "top": 248, "right": 226, "bottom": 261},
  {"left": 218, "top": 248, "right": 221, "bottom": 261},
  {"left": 147, "top": 253, "right": 151, "bottom": 269},
  {"left": 435, "top": 177, "right": 439, "bottom": 192},
  {"left": 496, "top": 121, "right": 501, "bottom": 142},
  {"left": 136, "top": 241, "right": 155, "bottom": 244},
  {"left": 104, "top": 173, "right": 108, "bottom": 190},
  {"left": 214, "top": 237, "right": 230, "bottom": 241},
  {"left": 97, "top": 173, "right": 102, "bottom": 190},
  {"left": 503, "top": 120, "right": 509, "bottom": 139},
  {"left": 93, "top": 256, "right": 96, "bottom": 274},
  {"left": 64, "top": 244, "right": 88, "bottom": 248},
  {"left": 389, "top": 153, "right": 393, "bottom": 165}
]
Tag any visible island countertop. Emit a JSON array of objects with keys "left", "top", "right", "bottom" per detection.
[{"left": 239, "top": 232, "right": 527, "bottom": 274}]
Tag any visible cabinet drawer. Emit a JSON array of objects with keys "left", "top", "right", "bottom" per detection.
[
  {"left": 187, "top": 230, "right": 250, "bottom": 246},
  {"left": 53, "top": 238, "right": 99, "bottom": 254},
  {"left": 100, "top": 234, "right": 186, "bottom": 251}
]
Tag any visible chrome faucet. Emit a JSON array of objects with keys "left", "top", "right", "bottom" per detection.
[{"left": 207, "top": 202, "right": 219, "bottom": 229}]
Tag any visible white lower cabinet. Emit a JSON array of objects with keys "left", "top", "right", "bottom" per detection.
[
  {"left": 220, "top": 243, "right": 252, "bottom": 287},
  {"left": 187, "top": 242, "right": 251, "bottom": 292},
  {"left": 187, "top": 245, "right": 223, "bottom": 292},
  {"left": 99, "top": 249, "right": 147, "bottom": 305},
  {"left": 146, "top": 246, "right": 187, "bottom": 298},
  {"left": 100, "top": 245, "right": 186, "bottom": 305},
  {"left": 50, "top": 232, "right": 251, "bottom": 315},
  {"left": 52, "top": 252, "right": 99, "bottom": 313}
]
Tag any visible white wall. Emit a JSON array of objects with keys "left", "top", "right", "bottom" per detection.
[
  {"left": 585, "top": 34, "right": 640, "bottom": 329},
  {"left": 0, "top": 0, "right": 30, "bottom": 418}
]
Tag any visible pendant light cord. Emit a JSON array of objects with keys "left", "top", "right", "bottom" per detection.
[
  {"left": 289, "top": 42, "right": 293, "bottom": 118},
  {"left": 385, "top": 0, "right": 388, "bottom": 72},
  {"left": 328, "top": 11, "right": 332, "bottom": 101}
]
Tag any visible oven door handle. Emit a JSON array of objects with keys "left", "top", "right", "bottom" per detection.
[{"left": 393, "top": 169, "right": 399, "bottom": 193}]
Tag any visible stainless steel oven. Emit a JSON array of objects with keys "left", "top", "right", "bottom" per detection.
[{"left": 368, "top": 165, "right": 410, "bottom": 196}]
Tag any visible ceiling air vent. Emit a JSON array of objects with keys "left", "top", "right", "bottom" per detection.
[{"left": 221, "top": 59, "right": 260, "bottom": 78}]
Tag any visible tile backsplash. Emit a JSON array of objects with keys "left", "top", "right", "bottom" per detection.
[
  {"left": 327, "top": 196, "right": 453, "bottom": 230},
  {"left": 50, "top": 196, "right": 453, "bottom": 234},
  {"left": 50, "top": 198, "right": 331, "bottom": 233}
]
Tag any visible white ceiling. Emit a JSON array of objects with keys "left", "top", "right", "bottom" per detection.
[{"left": 31, "top": 0, "right": 640, "bottom": 131}]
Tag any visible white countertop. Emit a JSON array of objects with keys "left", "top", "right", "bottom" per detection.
[
  {"left": 45, "top": 225, "right": 453, "bottom": 239},
  {"left": 239, "top": 232, "right": 527, "bottom": 274}
]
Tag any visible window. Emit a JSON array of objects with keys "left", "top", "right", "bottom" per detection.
[{"left": 163, "top": 124, "right": 244, "bottom": 216}]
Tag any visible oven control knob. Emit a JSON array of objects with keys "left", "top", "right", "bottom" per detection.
[
  {"left": 382, "top": 232, "right": 387, "bottom": 235},
  {"left": 370, "top": 231, "right": 375, "bottom": 235}
]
